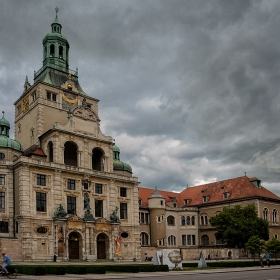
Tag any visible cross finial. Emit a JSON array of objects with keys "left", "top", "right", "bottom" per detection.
[
  {"left": 55, "top": 7, "right": 59, "bottom": 16},
  {"left": 2, "top": 111, "right": 4, "bottom": 117}
]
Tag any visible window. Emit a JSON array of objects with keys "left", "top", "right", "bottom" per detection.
[
  {"left": 95, "top": 183, "right": 102, "bottom": 194},
  {"left": 191, "top": 216, "right": 195, "bottom": 225},
  {"left": 192, "top": 235, "right": 196, "bottom": 245},
  {"left": 139, "top": 212, "right": 149, "bottom": 224},
  {"left": 95, "top": 200, "right": 103, "bottom": 217},
  {"left": 67, "top": 196, "right": 76, "bottom": 214},
  {"left": 223, "top": 192, "right": 230, "bottom": 199},
  {"left": 167, "top": 215, "right": 175, "bottom": 226},
  {"left": 0, "top": 175, "right": 4, "bottom": 185},
  {"left": 187, "top": 235, "right": 191, "bottom": 245},
  {"left": 0, "top": 221, "right": 8, "bottom": 233},
  {"left": 182, "top": 235, "right": 186, "bottom": 245},
  {"left": 168, "top": 235, "right": 176, "bottom": 245},
  {"left": 67, "top": 179, "right": 75, "bottom": 190},
  {"left": 181, "top": 216, "right": 185, "bottom": 225},
  {"left": 36, "top": 192, "right": 46, "bottom": 212},
  {"left": 0, "top": 193, "right": 4, "bottom": 209},
  {"left": 141, "top": 232, "right": 149, "bottom": 245},
  {"left": 37, "top": 226, "right": 48, "bottom": 234},
  {"left": 200, "top": 214, "right": 208, "bottom": 225},
  {"left": 138, "top": 199, "right": 142, "bottom": 206},
  {"left": 83, "top": 182, "right": 89, "bottom": 190},
  {"left": 201, "top": 235, "right": 209, "bottom": 245},
  {"left": 120, "top": 203, "right": 127, "bottom": 219},
  {"left": 263, "top": 208, "right": 269, "bottom": 221},
  {"left": 47, "top": 92, "right": 57, "bottom": 101},
  {"left": 186, "top": 216, "right": 190, "bottom": 225},
  {"left": 0, "top": 153, "right": 5, "bottom": 160},
  {"left": 160, "top": 200, "right": 164, "bottom": 205},
  {"left": 184, "top": 199, "right": 190, "bottom": 205},
  {"left": 17, "top": 105, "right": 22, "bottom": 115},
  {"left": 273, "top": 209, "right": 278, "bottom": 223},
  {"left": 120, "top": 187, "right": 127, "bottom": 197},
  {"left": 157, "top": 216, "right": 161, "bottom": 222},
  {"left": 202, "top": 196, "right": 209, "bottom": 203},
  {"left": 37, "top": 174, "right": 46, "bottom": 186}
]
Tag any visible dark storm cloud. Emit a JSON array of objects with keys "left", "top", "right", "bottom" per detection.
[{"left": 1, "top": 0, "right": 280, "bottom": 194}]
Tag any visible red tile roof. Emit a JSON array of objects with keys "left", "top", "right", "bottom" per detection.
[{"left": 138, "top": 176, "right": 280, "bottom": 207}]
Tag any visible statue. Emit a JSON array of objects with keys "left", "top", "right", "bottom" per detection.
[
  {"left": 110, "top": 206, "right": 120, "bottom": 223},
  {"left": 84, "top": 195, "right": 90, "bottom": 210},
  {"left": 54, "top": 204, "right": 67, "bottom": 219},
  {"left": 83, "top": 209, "right": 96, "bottom": 221}
]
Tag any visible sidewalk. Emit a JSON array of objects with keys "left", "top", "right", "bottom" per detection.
[{"left": 12, "top": 261, "right": 280, "bottom": 279}]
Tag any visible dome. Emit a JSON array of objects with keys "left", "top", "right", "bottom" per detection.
[
  {"left": 0, "top": 136, "right": 23, "bottom": 152},
  {"left": 0, "top": 113, "right": 10, "bottom": 128},
  {"left": 113, "top": 143, "right": 132, "bottom": 173}
]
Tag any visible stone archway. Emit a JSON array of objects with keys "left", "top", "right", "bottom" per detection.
[
  {"left": 68, "top": 232, "right": 81, "bottom": 259},
  {"left": 96, "top": 233, "right": 109, "bottom": 259}
]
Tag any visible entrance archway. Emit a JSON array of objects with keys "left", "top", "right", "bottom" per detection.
[
  {"left": 97, "top": 233, "right": 108, "bottom": 259},
  {"left": 68, "top": 232, "right": 80, "bottom": 259}
]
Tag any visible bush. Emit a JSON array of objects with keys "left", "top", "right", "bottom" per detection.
[
  {"left": 44, "top": 266, "right": 66, "bottom": 275},
  {"left": 104, "top": 265, "right": 139, "bottom": 273},
  {"left": 85, "top": 265, "right": 106, "bottom": 274},
  {"left": 17, "top": 265, "right": 46, "bottom": 275},
  {"left": 65, "top": 265, "right": 87, "bottom": 274}
]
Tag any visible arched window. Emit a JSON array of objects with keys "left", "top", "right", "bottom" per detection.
[
  {"left": 168, "top": 235, "right": 176, "bottom": 246},
  {"left": 64, "top": 141, "right": 77, "bottom": 166},
  {"left": 272, "top": 209, "right": 278, "bottom": 223},
  {"left": 186, "top": 216, "right": 190, "bottom": 225},
  {"left": 191, "top": 216, "right": 195, "bottom": 225},
  {"left": 167, "top": 215, "right": 175, "bottom": 226},
  {"left": 140, "top": 232, "right": 149, "bottom": 246},
  {"left": 201, "top": 235, "right": 209, "bottom": 245},
  {"left": 48, "top": 141, "right": 53, "bottom": 162},
  {"left": 263, "top": 208, "right": 269, "bottom": 221},
  {"left": 50, "top": 44, "right": 55, "bottom": 57},
  {"left": 200, "top": 214, "right": 208, "bottom": 225},
  {"left": 181, "top": 216, "right": 185, "bottom": 225},
  {"left": 92, "top": 148, "right": 104, "bottom": 171}
]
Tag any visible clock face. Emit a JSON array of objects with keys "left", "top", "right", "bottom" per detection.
[
  {"left": 62, "top": 91, "right": 78, "bottom": 103},
  {"left": 22, "top": 97, "right": 29, "bottom": 113}
]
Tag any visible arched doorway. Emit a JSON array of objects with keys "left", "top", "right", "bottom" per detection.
[
  {"left": 97, "top": 233, "right": 108, "bottom": 259},
  {"left": 68, "top": 232, "right": 80, "bottom": 259}
]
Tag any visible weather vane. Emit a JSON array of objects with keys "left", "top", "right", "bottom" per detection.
[{"left": 55, "top": 7, "right": 59, "bottom": 16}]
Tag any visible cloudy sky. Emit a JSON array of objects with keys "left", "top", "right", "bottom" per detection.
[{"left": 1, "top": 0, "right": 280, "bottom": 194}]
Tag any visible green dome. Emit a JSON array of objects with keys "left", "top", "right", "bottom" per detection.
[
  {"left": 113, "top": 143, "right": 132, "bottom": 173},
  {"left": 0, "top": 136, "right": 23, "bottom": 152},
  {"left": 0, "top": 114, "right": 10, "bottom": 128}
]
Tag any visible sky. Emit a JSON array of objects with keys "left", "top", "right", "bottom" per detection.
[{"left": 1, "top": 0, "right": 280, "bottom": 194}]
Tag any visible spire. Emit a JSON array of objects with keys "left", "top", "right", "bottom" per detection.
[{"left": 52, "top": 7, "right": 62, "bottom": 34}]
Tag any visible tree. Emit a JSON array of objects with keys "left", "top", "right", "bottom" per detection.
[
  {"left": 245, "top": 235, "right": 265, "bottom": 261},
  {"left": 265, "top": 237, "right": 280, "bottom": 260},
  {"left": 209, "top": 205, "right": 269, "bottom": 247}
]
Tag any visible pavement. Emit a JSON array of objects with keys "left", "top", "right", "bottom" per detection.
[{"left": 11, "top": 261, "right": 280, "bottom": 279}]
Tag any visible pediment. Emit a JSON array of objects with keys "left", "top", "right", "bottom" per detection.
[
  {"left": 72, "top": 106, "right": 99, "bottom": 122},
  {"left": 67, "top": 215, "right": 83, "bottom": 222},
  {"left": 95, "top": 217, "right": 110, "bottom": 224}
]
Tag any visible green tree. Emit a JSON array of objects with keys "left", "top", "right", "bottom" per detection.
[
  {"left": 265, "top": 237, "right": 280, "bottom": 260},
  {"left": 209, "top": 205, "right": 269, "bottom": 247},
  {"left": 245, "top": 235, "right": 265, "bottom": 261}
]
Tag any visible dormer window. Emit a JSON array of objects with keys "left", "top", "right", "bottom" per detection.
[
  {"left": 202, "top": 196, "right": 209, "bottom": 203},
  {"left": 184, "top": 199, "right": 190, "bottom": 205},
  {"left": 223, "top": 192, "right": 230, "bottom": 200},
  {"left": 221, "top": 185, "right": 226, "bottom": 190},
  {"left": 138, "top": 199, "right": 142, "bottom": 206}
]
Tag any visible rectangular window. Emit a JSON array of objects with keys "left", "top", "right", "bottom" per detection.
[
  {"left": 83, "top": 182, "right": 89, "bottom": 190},
  {"left": 0, "top": 175, "right": 4, "bottom": 185},
  {"left": 120, "top": 203, "right": 128, "bottom": 219},
  {"left": 67, "top": 196, "right": 76, "bottom": 214},
  {"left": 52, "top": 94, "right": 57, "bottom": 102},
  {"left": 37, "top": 174, "right": 46, "bottom": 186},
  {"left": 192, "top": 235, "right": 196, "bottom": 245},
  {"left": 95, "top": 183, "right": 102, "bottom": 194},
  {"left": 36, "top": 192, "right": 46, "bottom": 212},
  {"left": 139, "top": 212, "right": 145, "bottom": 223},
  {"left": 120, "top": 187, "right": 127, "bottom": 197},
  {"left": 67, "top": 179, "right": 75, "bottom": 190},
  {"left": 0, "top": 192, "right": 5, "bottom": 209},
  {"left": 187, "top": 235, "right": 191, "bottom": 245},
  {"left": 47, "top": 92, "right": 51, "bottom": 100},
  {"left": 0, "top": 221, "right": 8, "bottom": 233},
  {"left": 95, "top": 200, "right": 103, "bottom": 217},
  {"left": 182, "top": 235, "right": 186, "bottom": 245}
]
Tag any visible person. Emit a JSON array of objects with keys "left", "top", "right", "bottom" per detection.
[
  {"left": 259, "top": 254, "right": 264, "bottom": 267},
  {"left": 1, "top": 253, "right": 12, "bottom": 275},
  {"left": 265, "top": 252, "right": 271, "bottom": 267}
]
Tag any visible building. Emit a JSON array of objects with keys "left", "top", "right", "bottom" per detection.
[
  {"left": 0, "top": 10, "right": 140, "bottom": 262},
  {"left": 139, "top": 176, "right": 280, "bottom": 260}
]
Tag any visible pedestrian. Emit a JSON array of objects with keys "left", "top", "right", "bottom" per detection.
[
  {"left": 215, "top": 253, "right": 219, "bottom": 261},
  {"left": 265, "top": 252, "right": 271, "bottom": 267},
  {"left": 259, "top": 254, "right": 264, "bottom": 267}
]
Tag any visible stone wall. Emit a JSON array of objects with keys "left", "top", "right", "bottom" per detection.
[{"left": 0, "top": 238, "right": 22, "bottom": 261}]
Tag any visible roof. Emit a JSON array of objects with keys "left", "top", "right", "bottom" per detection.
[
  {"left": 23, "top": 145, "right": 46, "bottom": 157},
  {"left": 138, "top": 176, "right": 280, "bottom": 207}
]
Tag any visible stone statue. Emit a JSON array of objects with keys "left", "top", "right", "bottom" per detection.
[
  {"left": 84, "top": 195, "right": 90, "bottom": 210},
  {"left": 83, "top": 209, "right": 96, "bottom": 221},
  {"left": 54, "top": 204, "right": 67, "bottom": 219},
  {"left": 110, "top": 206, "right": 120, "bottom": 223}
]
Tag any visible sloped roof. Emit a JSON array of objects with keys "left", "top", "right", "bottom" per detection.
[
  {"left": 138, "top": 176, "right": 280, "bottom": 208},
  {"left": 23, "top": 145, "right": 46, "bottom": 157}
]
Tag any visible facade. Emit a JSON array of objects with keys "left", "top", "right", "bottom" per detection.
[
  {"left": 0, "top": 11, "right": 140, "bottom": 261},
  {"left": 139, "top": 176, "right": 280, "bottom": 260}
]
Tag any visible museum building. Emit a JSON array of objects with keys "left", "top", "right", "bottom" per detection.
[{"left": 0, "top": 10, "right": 141, "bottom": 261}]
